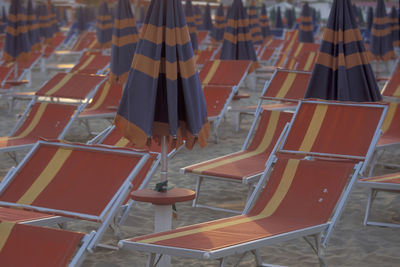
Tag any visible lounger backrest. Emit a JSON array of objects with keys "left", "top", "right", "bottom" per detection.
[
  {"left": 262, "top": 69, "right": 311, "bottom": 101},
  {"left": 35, "top": 73, "right": 105, "bottom": 100},
  {"left": 379, "top": 102, "right": 400, "bottom": 145},
  {"left": 248, "top": 157, "right": 355, "bottom": 225},
  {"left": 280, "top": 101, "right": 387, "bottom": 159},
  {"left": 72, "top": 31, "right": 97, "bottom": 52},
  {"left": 11, "top": 102, "right": 76, "bottom": 140},
  {"left": 246, "top": 110, "right": 292, "bottom": 153},
  {"left": 199, "top": 60, "right": 251, "bottom": 86},
  {"left": 82, "top": 81, "right": 122, "bottom": 113},
  {"left": 0, "top": 220, "right": 85, "bottom": 266},
  {"left": 381, "top": 73, "right": 400, "bottom": 99},
  {"left": 70, "top": 54, "right": 110, "bottom": 74},
  {"left": 0, "top": 142, "right": 149, "bottom": 221},
  {"left": 0, "top": 66, "right": 12, "bottom": 84},
  {"left": 203, "top": 85, "right": 233, "bottom": 117},
  {"left": 284, "top": 43, "right": 319, "bottom": 69},
  {"left": 295, "top": 51, "right": 318, "bottom": 72}
]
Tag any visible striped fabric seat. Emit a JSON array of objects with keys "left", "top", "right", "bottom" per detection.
[
  {"left": 121, "top": 156, "right": 358, "bottom": 264},
  {"left": 70, "top": 54, "right": 110, "bottom": 74},
  {"left": 378, "top": 102, "right": 400, "bottom": 147},
  {"left": 295, "top": 51, "right": 318, "bottom": 72},
  {"left": 358, "top": 172, "right": 400, "bottom": 228},
  {"left": 199, "top": 60, "right": 251, "bottom": 87}
]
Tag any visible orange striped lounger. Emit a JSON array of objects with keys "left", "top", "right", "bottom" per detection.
[
  {"left": 69, "top": 54, "right": 110, "bottom": 75},
  {"left": 120, "top": 156, "right": 361, "bottom": 266},
  {"left": 358, "top": 173, "right": 400, "bottom": 228},
  {"left": 0, "top": 141, "right": 152, "bottom": 257},
  {"left": 182, "top": 109, "right": 293, "bottom": 212},
  {"left": 0, "top": 219, "right": 93, "bottom": 266}
]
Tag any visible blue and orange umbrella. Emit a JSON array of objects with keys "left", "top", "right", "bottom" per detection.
[
  {"left": 185, "top": 0, "right": 198, "bottom": 52},
  {"left": 110, "top": 0, "right": 139, "bottom": 83},
  {"left": 285, "top": 8, "right": 294, "bottom": 29},
  {"left": 275, "top": 6, "right": 283, "bottom": 28},
  {"left": 114, "top": 0, "right": 209, "bottom": 189},
  {"left": 305, "top": 0, "right": 381, "bottom": 102},
  {"left": 37, "top": 4, "right": 53, "bottom": 44},
  {"left": 220, "top": 0, "right": 258, "bottom": 72},
  {"left": 194, "top": 5, "right": 203, "bottom": 30},
  {"left": 210, "top": 3, "right": 225, "bottom": 42},
  {"left": 203, "top": 3, "right": 213, "bottom": 31},
  {"left": 49, "top": 4, "right": 59, "bottom": 34},
  {"left": 76, "top": 6, "right": 86, "bottom": 33},
  {"left": 369, "top": 0, "right": 395, "bottom": 61},
  {"left": 3, "top": 0, "right": 31, "bottom": 64},
  {"left": 1, "top": 6, "right": 7, "bottom": 33},
  {"left": 390, "top": 6, "right": 399, "bottom": 47},
  {"left": 26, "top": 0, "right": 41, "bottom": 52},
  {"left": 363, "top": 6, "right": 373, "bottom": 43},
  {"left": 248, "top": 1, "right": 263, "bottom": 45},
  {"left": 96, "top": 1, "right": 112, "bottom": 49},
  {"left": 259, "top": 3, "right": 271, "bottom": 39},
  {"left": 298, "top": 2, "right": 314, "bottom": 43}
]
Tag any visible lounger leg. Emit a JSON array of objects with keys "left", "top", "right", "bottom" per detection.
[
  {"left": 219, "top": 257, "right": 228, "bottom": 267},
  {"left": 146, "top": 253, "right": 156, "bottom": 267},
  {"left": 230, "top": 111, "right": 241, "bottom": 132},
  {"left": 6, "top": 152, "right": 18, "bottom": 164},
  {"left": 364, "top": 189, "right": 376, "bottom": 226},
  {"left": 192, "top": 176, "right": 203, "bottom": 207},
  {"left": 303, "top": 234, "right": 326, "bottom": 267}
]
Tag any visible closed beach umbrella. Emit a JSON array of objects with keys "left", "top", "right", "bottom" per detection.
[
  {"left": 114, "top": 0, "right": 209, "bottom": 189},
  {"left": 62, "top": 7, "right": 68, "bottom": 25},
  {"left": 26, "top": 0, "right": 41, "bottom": 52},
  {"left": 248, "top": 0, "right": 263, "bottom": 45},
  {"left": 369, "top": 0, "right": 395, "bottom": 61},
  {"left": 194, "top": 5, "right": 203, "bottom": 30},
  {"left": 96, "top": 1, "right": 112, "bottom": 49},
  {"left": 110, "top": 0, "right": 138, "bottom": 83},
  {"left": 38, "top": 4, "right": 53, "bottom": 44},
  {"left": 390, "top": 6, "right": 399, "bottom": 47},
  {"left": 285, "top": 7, "right": 294, "bottom": 29},
  {"left": 298, "top": 2, "right": 314, "bottom": 43},
  {"left": 275, "top": 6, "right": 283, "bottom": 28},
  {"left": 185, "top": 0, "right": 198, "bottom": 51},
  {"left": 259, "top": 3, "right": 271, "bottom": 39},
  {"left": 203, "top": 3, "right": 213, "bottom": 31},
  {"left": 220, "top": 0, "right": 258, "bottom": 72},
  {"left": 210, "top": 3, "right": 225, "bottom": 42},
  {"left": 305, "top": 0, "right": 381, "bottom": 102},
  {"left": 0, "top": 6, "right": 6, "bottom": 33},
  {"left": 4, "top": 0, "right": 30, "bottom": 63},
  {"left": 76, "top": 6, "right": 86, "bottom": 32},
  {"left": 50, "top": 4, "right": 59, "bottom": 34},
  {"left": 363, "top": 6, "right": 373, "bottom": 43}
]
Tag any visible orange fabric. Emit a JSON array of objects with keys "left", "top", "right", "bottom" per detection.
[
  {"left": 360, "top": 172, "right": 400, "bottom": 184},
  {"left": 0, "top": 103, "right": 76, "bottom": 148},
  {"left": 130, "top": 158, "right": 354, "bottom": 251},
  {"left": 378, "top": 102, "right": 400, "bottom": 146},
  {"left": 0, "top": 144, "right": 144, "bottom": 218},
  {"left": 70, "top": 54, "right": 110, "bottom": 74},
  {"left": 35, "top": 73, "right": 105, "bottom": 100},
  {"left": 263, "top": 70, "right": 311, "bottom": 100},
  {"left": 203, "top": 85, "right": 233, "bottom": 117},
  {"left": 197, "top": 31, "right": 208, "bottom": 46},
  {"left": 283, "top": 102, "right": 385, "bottom": 157},
  {"left": 381, "top": 73, "right": 400, "bottom": 98},
  {"left": 295, "top": 52, "right": 318, "bottom": 72},
  {"left": 260, "top": 48, "right": 275, "bottom": 61},
  {"left": 0, "top": 220, "right": 84, "bottom": 266},
  {"left": 195, "top": 49, "right": 216, "bottom": 66},
  {"left": 43, "top": 33, "right": 66, "bottom": 58},
  {"left": 0, "top": 207, "right": 52, "bottom": 222},
  {"left": 184, "top": 110, "right": 292, "bottom": 180},
  {"left": 199, "top": 60, "right": 251, "bottom": 86},
  {"left": 72, "top": 31, "right": 97, "bottom": 52},
  {"left": 80, "top": 82, "right": 122, "bottom": 117}
]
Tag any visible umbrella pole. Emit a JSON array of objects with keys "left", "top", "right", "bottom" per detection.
[
  {"left": 160, "top": 135, "right": 168, "bottom": 185},
  {"left": 14, "top": 62, "right": 18, "bottom": 80}
]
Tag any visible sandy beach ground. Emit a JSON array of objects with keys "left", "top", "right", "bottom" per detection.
[{"left": 0, "top": 58, "right": 399, "bottom": 267}]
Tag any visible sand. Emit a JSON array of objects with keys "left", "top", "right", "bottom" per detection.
[{"left": 0, "top": 60, "right": 399, "bottom": 267}]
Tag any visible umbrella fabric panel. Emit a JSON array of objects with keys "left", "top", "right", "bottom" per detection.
[
  {"left": 115, "top": 0, "right": 209, "bottom": 149},
  {"left": 259, "top": 4, "right": 271, "bottom": 39},
  {"left": 298, "top": 3, "right": 314, "bottom": 43},
  {"left": 248, "top": 1, "right": 263, "bottom": 45},
  {"left": 26, "top": 0, "right": 41, "bottom": 52},
  {"left": 96, "top": 1, "right": 113, "bottom": 48},
  {"left": 185, "top": 0, "right": 198, "bottom": 51},
  {"left": 210, "top": 3, "right": 225, "bottom": 42}
]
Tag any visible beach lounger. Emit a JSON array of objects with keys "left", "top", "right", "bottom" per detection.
[
  {"left": 0, "top": 141, "right": 151, "bottom": 254},
  {"left": 195, "top": 46, "right": 219, "bottom": 67},
  {"left": 69, "top": 53, "right": 110, "bottom": 74},
  {"left": 368, "top": 102, "right": 400, "bottom": 174},
  {"left": 182, "top": 109, "right": 293, "bottom": 213},
  {"left": 295, "top": 50, "right": 318, "bottom": 72},
  {"left": 358, "top": 173, "right": 400, "bottom": 228},
  {"left": 203, "top": 85, "right": 236, "bottom": 142},
  {"left": 55, "top": 31, "right": 99, "bottom": 58},
  {"left": 0, "top": 52, "right": 42, "bottom": 87},
  {"left": 380, "top": 72, "right": 400, "bottom": 101},
  {"left": 230, "top": 69, "right": 311, "bottom": 131},
  {"left": 120, "top": 156, "right": 362, "bottom": 266},
  {"left": 0, "top": 219, "right": 94, "bottom": 266},
  {"left": 78, "top": 81, "right": 122, "bottom": 134}
]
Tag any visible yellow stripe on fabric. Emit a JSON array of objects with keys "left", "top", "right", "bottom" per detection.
[
  {"left": 85, "top": 82, "right": 112, "bottom": 111},
  {"left": 139, "top": 159, "right": 300, "bottom": 244},
  {"left": 76, "top": 55, "right": 96, "bottom": 72},
  {"left": 381, "top": 102, "right": 397, "bottom": 134},
  {"left": 13, "top": 103, "right": 48, "bottom": 139},
  {"left": 366, "top": 174, "right": 400, "bottom": 182},
  {"left": 17, "top": 148, "right": 73, "bottom": 205},
  {"left": 303, "top": 52, "right": 316, "bottom": 71},
  {"left": 275, "top": 72, "right": 297, "bottom": 98},
  {"left": 115, "top": 137, "right": 130, "bottom": 147},
  {"left": 88, "top": 39, "right": 98, "bottom": 49},
  {"left": 191, "top": 111, "right": 280, "bottom": 174},
  {"left": 293, "top": 43, "right": 304, "bottom": 58},
  {"left": 45, "top": 74, "right": 73, "bottom": 96},
  {"left": 298, "top": 104, "right": 328, "bottom": 152},
  {"left": 202, "top": 60, "right": 220, "bottom": 85},
  {"left": 393, "top": 84, "right": 400, "bottom": 97},
  {"left": 0, "top": 221, "right": 15, "bottom": 252}
]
